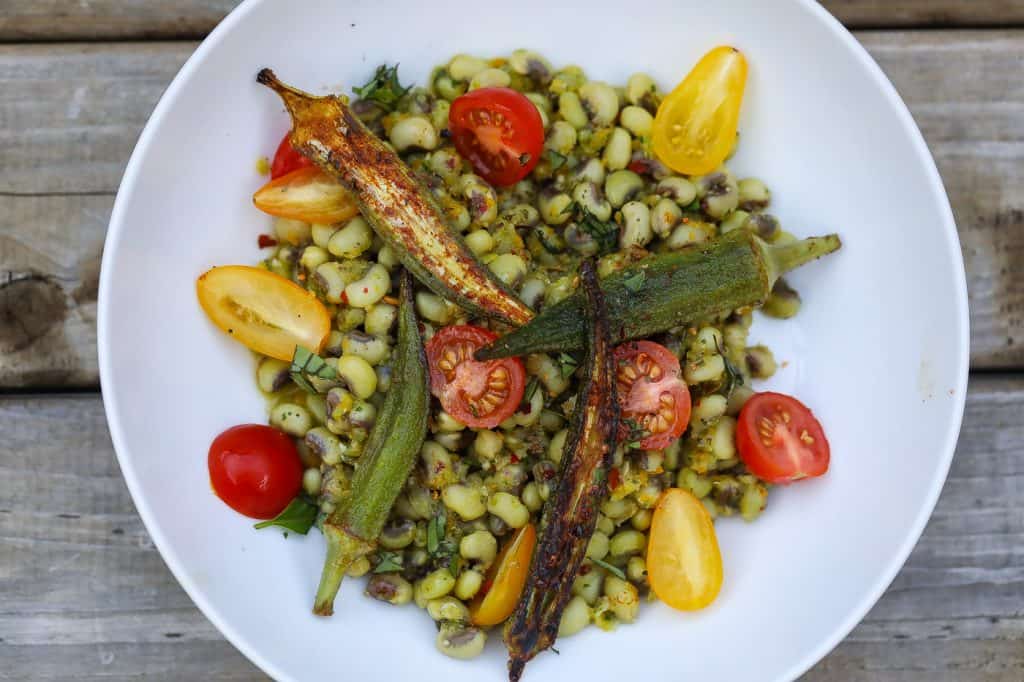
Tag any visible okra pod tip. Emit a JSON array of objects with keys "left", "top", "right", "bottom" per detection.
[{"left": 760, "top": 233, "right": 842, "bottom": 289}]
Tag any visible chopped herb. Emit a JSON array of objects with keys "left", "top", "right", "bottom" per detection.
[
  {"left": 522, "top": 376, "right": 541, "bottom": 408},
  {"left": 576, "top": 207, "right": 620, "bottom": 256},
  {"left": 426, "top": 508, "right": 446, "bottom": 556},
  {"left": 715, "top": 337, "right": 745, "bottom": 397},
  {"left": 290, "top": 345, "right": 337, "bottom": 394},
  {"left": 591, "top": 557, "right": 627, "bottom": 581},
  {"left": 447, "top": 553, "right": 463, "bottom": 578},
  {"left": 519, "top": 152, "right": 532, "bottom": 167},
  {"left": 352, "top": 64, "right": 410, "bottom": 112},
  {"left": 557, "top": 352, "right": 579, "bottom": 378},
  {"left": 253, "top": 497, "right": 318, "bottom": 535},
  {"left": 621, "top": 417, "right": 647, "bottom": 446},
  {"left": 622, "top": 270, "right": 646, "bottom": 293},
  {"left": 373, "top": 551, "right": 404, "bottom": 573},
  {"left": 544, "top": 150, "right": 567, "bottom": 170},
  {"left": 683, "top": 197, "right": 702, "bottom": 213},
  {"left": 559, "top": 199, "right": 578, "bottom": 216}
]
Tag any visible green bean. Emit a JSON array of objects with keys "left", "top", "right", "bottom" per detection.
[
  {"left": 455, "top": 569, "right": 484, "bottom": 600},
  {"left": 270, "top": 403, "right": 312, "bottom": 437},
  {"left": 443, "top": 484, "right": 488, "bottom": 521},
  {"left": 256, "top": 357, "right": 290, "bottom": 393},
  {"left": 558, "top": 595, "right": 591, "bottom": 637},
  {"left": 436, "top": 622, "right": 487, "bottom": 660},
  {"left": 604, "top": 170, "right": 643, "bottom": 208},
  {"left": 738, "top": 177, "right": 771, "bottom": 210},
  {"left": 763, "top": 277, "right": 802, "bottom": 318},
  {"left": 366, "top": 574, "right": 414, "bottom": 605}
]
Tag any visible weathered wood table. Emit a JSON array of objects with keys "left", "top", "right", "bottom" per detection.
[{"left": 2, "top": 1, "right": 1022, "bottom": 679}]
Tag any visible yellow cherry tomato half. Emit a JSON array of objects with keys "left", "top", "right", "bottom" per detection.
[
  {"left": 252, "top": 166, "right": 360, "bottom": 224},
  {"left": 469, "top": 523, "right": 536, "bottom": 626},
  {"left": 652, "top": 46, "right": 748, "bottom": 176},
  {"left": 647, "top": 488, "right": 723, "bottom": 611},
  {"left": 196, "top": 265, "right": 331, "bottom": 362}
]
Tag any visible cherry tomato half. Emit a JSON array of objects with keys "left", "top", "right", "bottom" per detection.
[
  {"left": 208, "top": 424, "right": 303, "bottom": 519},
  {"left": 425, "top": 325, "right": 527, "bottom": 429},
  {"left": 614, "top": 340, "right": 692, "bottom": 450},
  {"left": 448, "top": 87, "right": 544, "bottom": 187},
  {"left": 736, "top": 392, "right": 830, "bottom": 484},
  {"left": 647, "top": 488, "right": 723, "bottom": 611},
  {"left": 253, "top": 166, "right": 360, "bottom": 224},
  {"left": 469, "top": 523, "right": 536, "bottom": 626},
  {"left": 652, "top": 46, "right": 748, "bottom": 176},
  {"left": 270, "top": 132, "right": 313, "bottom": 179},
  {"left": 196, "top": 265, "right": 331, "bottom": 361}
]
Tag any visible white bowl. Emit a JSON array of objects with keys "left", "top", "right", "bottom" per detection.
[{"left": 98, "top": 0, "right": 969, "bottom": 680}]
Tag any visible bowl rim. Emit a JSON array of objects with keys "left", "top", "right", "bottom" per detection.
[{"left": 97, "top": 1, "right": 970, "bottom": 679}]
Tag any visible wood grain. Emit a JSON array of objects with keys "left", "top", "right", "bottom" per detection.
[
  {"left": 0, "top": 376, "right": 1020, "bottom": 679},
  {"left": 2, "top": 31, "right": 1022, "bottom": 388},
  {"left": 2, "top": 1, "right": 1024, "bottom": 41}
]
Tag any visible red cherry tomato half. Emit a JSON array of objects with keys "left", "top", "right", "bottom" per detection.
[
  {"left": 208, "top": 424, "right": 303, "bottom": 519},
  {"left": 736, "top": 392, "right": 830, "bottom": 484},
  {"left": 614, "top": 340, "right": 692, "bottom": 450},
  {"left": 448, "top": 88, "right": 544, "bottom": 187},
  {"left": 270, "top": 132, "right": 313, "bottom": 179},
  {"left": 425, "top": 325, "right": 527, "bottom": 428}
]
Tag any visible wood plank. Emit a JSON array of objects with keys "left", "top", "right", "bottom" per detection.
[
  {"left": 1, "top": 31, "right": 1023, "bottom": 390},
  {"left": 0, "top": 195, "right": 106, "bottom": 388},
  {"left": 1, "top": 376, "right": 1021, "bottom": 679},
  {"left": 2, "top": 1, "right": 1023, "bottom": 42},
  {"left": 0, "top": 1, "right": 239, "bottom": 42}
]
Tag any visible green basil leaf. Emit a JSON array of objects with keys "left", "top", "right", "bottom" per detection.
[
  {"left": 253, "top": 497, "right": 318, "bottom": 535},
  {"left": 290, "top": 345, "right": 337, "bottom": 394},
  {"left": 427, "top": 508, "right": 446, "bottom": 556},
  {"left": 373, "top": 551, "right": 404, "bottom": 573},
  {"left": 352, "top": 64, "right": 411, "bottom": 112}
]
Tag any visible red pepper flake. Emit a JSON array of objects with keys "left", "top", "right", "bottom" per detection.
[
  {"left": 362, "top": 287, "right": 369, "bottom": 294},
  {"left": 257, "top": 234, "right": 278, "bottom": 248},
  {"left": 509, "top": 454, "right": 520, "bottom": 464},
  {"left": 608, "top": 467, "right": 622, "bottom": 491},
  {"left": 628, "top": 159, "right": 650, "bottom": 175},
  {"left": 579, "top": 563, "right": 592, "bottom": 575}
]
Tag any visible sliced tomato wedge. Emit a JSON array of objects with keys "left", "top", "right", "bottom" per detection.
[
  {"left": 425, "top": 325, "right": 526, "bottom": 428},
  {"left": 448, "top": 87, "right": 544, "bottom": 187},
  {"left": 469, "top": 523, "right": 536, "bottom": 626},
  {"left": 614, "top": 340, "right": 691, "bottom": 450},
  {"left": 253, "top": 166, "right": 360, "bottom": 224},
  {"left": 270, "top": 131, "right": 313, "bottom": 179},
  {"left": 647, "top": 488, "right": 723, "bottom": 611},
  {"left": 736, "top": 392, "right": 830, "bottom": 484},
  {"left": 196, "top": 265, "right": 331, "bottom": 361}
]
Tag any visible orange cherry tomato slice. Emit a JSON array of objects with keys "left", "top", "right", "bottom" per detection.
[
  {"left": 252, "top": 166, "right": 359, "bottom": 224},
  {"left": 470, "top": 523, "right": 537, "bottom": 626},
  {"left": 647, "top": 488, "right": 723, "bottom": 611},
  {"left": 196, "top": 265, "right": 331, "bottom": 361},
  {"left": 208, "top": 424, "right": 303, "bottom": 519},
  {"left": 614, "top": 340, "right": 692, "bottom": 450},
  {"left": 425, "top": 325, "right": 527, "bottom": 429},
  {"left": 736, "top": 392, "right": 830, "bottom": 484},
  {"left": 652, "top": 46, "right": 748, "bottom": 176}
]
